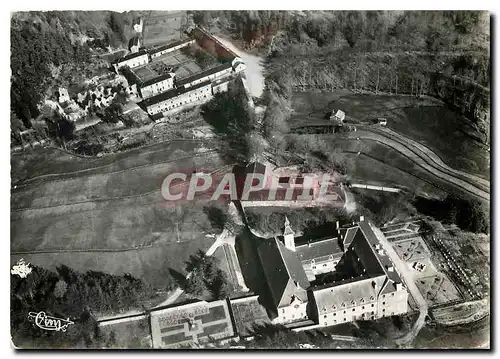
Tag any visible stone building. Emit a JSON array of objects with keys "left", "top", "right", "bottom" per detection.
[{"left": 256, "top": 217, "right": 409, "bottom": 328}]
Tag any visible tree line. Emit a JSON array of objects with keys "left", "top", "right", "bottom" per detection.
[{"left": 11, "top": 264, "right": 156, "bottom": 348}]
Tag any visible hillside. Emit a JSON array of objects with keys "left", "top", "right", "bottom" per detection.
[{"left": 197, "top": 11, "right": 490, "bottom": 146}]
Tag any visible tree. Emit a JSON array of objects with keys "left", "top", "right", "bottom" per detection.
[
  {"left": 53, "top": 279, "right": 68, "bottom": 299},
  {"left": 184, "top": 269, "right": 206, "bottom": 297}
]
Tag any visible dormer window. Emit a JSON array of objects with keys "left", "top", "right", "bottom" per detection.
[{"left": 360, "top": 298, "right": 365, "bottom": 303}]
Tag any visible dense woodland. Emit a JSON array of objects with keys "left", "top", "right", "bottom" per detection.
[
  {"left": 195, "top": 10, "right": 490, "bottom": 144},
  {"left": 10, "top": 11, "right": 132, "bottom": 127},
  {"left": 11, "top": 264, "right": 155, "bottom": 348}
]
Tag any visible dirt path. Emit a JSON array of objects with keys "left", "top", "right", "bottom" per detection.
[
  {"left": 343, "top": 130, "right": 489, "bottom": 202},
  {"left": 369, "top": 126, "right": 490, "bottom": 188}
]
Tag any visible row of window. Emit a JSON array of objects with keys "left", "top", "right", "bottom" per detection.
[{"left": 150, "top": 94, "right": 210, "bottom": 114}]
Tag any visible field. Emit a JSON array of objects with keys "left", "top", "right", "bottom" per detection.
[
  {"left": 315, "top": 136, "right": 448, "bottom": 199},
  {"left": 11, "top": 140, "right": 227, "bottom": 288},
  {"left": 142, "top": 11, "right": 187, "bottom": 47},
  {"left": 99, "top": 316, "right": 151, "bottom": 348},
  {"left": 290, "top": 91, "right": 489, "bottom": 179},
  {"left": 230, "top": 297, "right": 271, "bottom": 337}
]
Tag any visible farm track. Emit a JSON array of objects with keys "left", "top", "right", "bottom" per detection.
[
  {"left": 365, "top": 126, "right": 490, "bottom": 188},
  {"left": 333, "top": 129, "right": 489, "bottom": 202},
  {"left": 12, "top": 147, "right": 219, "bottom": 192},
  {"left": 11, "top": 238, "right": 195, "bottom": 255},
  {"left": 12, "top": 139, "right": 210, "bottom": 188},
  {"left": 11, "top": 162, "right": 233, "bottom": 213}
]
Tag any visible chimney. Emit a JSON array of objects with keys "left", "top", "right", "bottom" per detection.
[
  {"left": 395, "top": 282, "right": 403, "bottom": 291},
  {"left": 359, "top": 215, "right": 365, "bottom": 222},
  {"left": 386, "top": 265, "right": 394, "bottom": 272}
]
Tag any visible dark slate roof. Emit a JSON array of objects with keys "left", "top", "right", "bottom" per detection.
[
  {"left": 130, "top": 36, "right": 141, "bottom": 47},
  {"left": 141, "top": 80, "right": 211, "bottom": 107},
  {"left": 312, "top": 274, "right": 387, "bottom": 314},
  {"left": 176, "top": 62, "right": 233, "bottom": 87},
  {"left": 141, "top": 73, "right": 173, "bottom": 88},
  {"left": 149, "top": 38, "right": 194, "bottom": 54},
  {"left": 258, "top": 238, "right": 310, "bottom": 309},
  {"left": 112, "top": 49, "right": 148, "bottom": 64},
  {"left": 295, "top": 237, "right": 344, "bottom": 262},
  {"left": 358, "top": 221, "right": 403, "bottom": 284}
]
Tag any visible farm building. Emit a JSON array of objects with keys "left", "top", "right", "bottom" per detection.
[
  {"left": 142, "top": 80, "right": 213, "bottom": 115},
  {"left": 377, "top": 118, "right": 388, "bottom": 126},
  {"left": 176, "top": 62, "right": 233, "bottom": 89},
  {"left": 139, "top": 73, "right": 175, "bottom": 99},
  {"left": 149, "top": 38, "right": 196, "bottom": 59},
  {"left": 330, "top": 109, "right": 345, "bottom": 122},
  {"left": 112, "top": 50, "right": 149, "bottom": 72}
]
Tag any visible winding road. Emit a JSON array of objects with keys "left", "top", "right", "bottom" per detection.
[{"left": 341, "top": 126, "right": 489, "bottom": 202}]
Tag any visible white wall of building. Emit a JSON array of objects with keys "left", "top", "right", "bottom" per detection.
[
  {"left": 141, "top": 78, "right": 174, "bottom": 98},
  {"left": 147, "top": 83, "right": 212, "bottom": 115},
  {"left": 113, "top": 54, "right": 149, "bottom": 72},
  {"left": 150, "top": 39, "right": 196, "bottom": 59}
]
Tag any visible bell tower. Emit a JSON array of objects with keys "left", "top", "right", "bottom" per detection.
[{"left": 283, "top": 216, "right": 295, "bottom": 252}]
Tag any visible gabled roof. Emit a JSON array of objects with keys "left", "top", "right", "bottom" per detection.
[
  {"left": 176, "top": 62, "right": 233, "bottom": 87},
  {"left": 295, "top": 237, "right": 343, "bottom": 262},
  {"left": 141, "top": 73, "right": 173, "bottom": 88},
  {"left": 312, "top": 274, "right": 386, "bottom": 314},
  {"left": 257, "top": 238, "right": 310, "bottom": 309},
  {"left": 112, "top": 49, "right": 148, "bottom": 64},
  {"left": 342, "top": 226, "right": 358, "bottom": 250},
  {"left": 141, "top": 79, "right": 211, "bottom": 107},
  {"left": 130, "top": 36, "right": 141, "bottom": 47},
  {"left": 149, "top": 38, "right": 195, "bottom": 55}
]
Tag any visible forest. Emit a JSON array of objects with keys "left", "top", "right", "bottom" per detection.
[
  {"left": 194, "top": 10, "right": 490, "bottom": 145},
  {"left": 11, "top": 264, "right": 155, "bottom": 348},
  {"left": 10, "top": 11, "right": 131, "bottom": 126}
]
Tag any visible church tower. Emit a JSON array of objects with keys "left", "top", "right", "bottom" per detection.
[{"left": 283, "top": 216, "right": 295, "bottom": 252}]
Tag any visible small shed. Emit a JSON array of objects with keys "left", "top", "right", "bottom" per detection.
[{"left": 330, "top": 109, "right": 345, "bottom": 122}]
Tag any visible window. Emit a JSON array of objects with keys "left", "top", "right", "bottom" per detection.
[
  {"left": 333, "top": 313, "right": 336, "bottom": 316},
  {"left": 323, "top": 264, "right": 327, "bottom": 267},
  {"left": 371, "top": 304, "right": 375, "bottom": 307},
  {"left": 382, "top": 302, "right": 386, "bottom": 305},
  {"left": 344, "top": 318, "right": 347, "bottom": 321},
  {"left": 392, "top": 293, "right": 395, "bottom": 296},
  {"left": 352, "top": 308, "right": 355, "bottom": 312},
  {"left": 362, "top": 306, "right": 365, "bottom": 310},
  {"left": 343, "top": 311, "right": 346, "bottom": 314},
  {"left": 382, "top": 309, "right": 386, "bottom": 312}
]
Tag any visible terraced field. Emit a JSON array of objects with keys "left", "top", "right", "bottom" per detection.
[{"left": 10, "top": 140, "right": 228, "bottom": 288}]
